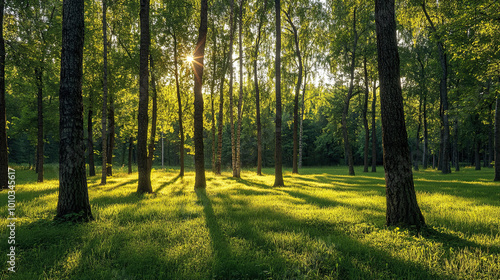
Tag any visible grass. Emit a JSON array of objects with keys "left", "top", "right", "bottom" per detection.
[{"left": 1, "top": 165, "right": 499, "bottom": 279}]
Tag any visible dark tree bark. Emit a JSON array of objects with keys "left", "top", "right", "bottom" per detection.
[
  {"left": 106, "top": 93, "right": 115, "bottom": 176},
  {"left": 375, "top": 0, "right": 425, "bottom": 229},
  {"left": 87, "top": 93, "right": 96, "bottom": 176},
  {"left": 137, "top": 0, "right": 152, "bottom": 193},
  {"left": 423, "top": 92, "right": 428, "bottom": 169},
  {"left": 284, "top": 9, "right": 302, "bottom": 175},
  {"left": 36, "top": 67, "right": 44, "bottom": 182},
  {"left": 475, "top": 137, "right": 481, "bottom": 170},
  {"left": 273, "top": 0, "right": 284, "bottom": 187},
  {"left": 0, "top": 0, "right": 6, "bottom": 190},
  {"left": 235, "top": 0, "right": 244, "bottom": 178},
  {"left": 342, "top": 7, "right": 357, "bottom": 176},
  {"left": 417, "top": 55, "right": 428, "bottom": 169},
  {"left": 211, "top": 32, "right": 217, "bottom": 174},
  {"left": 414, "top": 93, "right": 422, "bottom": 171},
  {"left": 362, "top": 56, "right": 369, "bottom": 173},
  {"left": 172, "top": 32, "right": 184, "bottom": 177},
  {"left": 371, "top": 78, "right": 377, "bottom": 172},
  {"left": 454, "top": 119, "right": 460, "bottom": 171},
  {"left": 100, "top": 0, "right": 108, "bottom": 185},
  {"left": 254, "top": 8, "right": 264, "bottom": 176},
  {"left": 422, "top": 0, "right": 450, "bottom": 174},
  {"left": 56, "top": 0, "right": 92, "bottom": 221},
  {"left": 147, "top": 54, "right": 158, "bottom": 172},
  {"left": 193, "top": 0, "right": 208, "bottom": 189},
  {"left": 495, "top": 91, "right": 500, "bottom": 181},
  {"left": 128, "top": 136, "right": 133, "bottom": 174}
]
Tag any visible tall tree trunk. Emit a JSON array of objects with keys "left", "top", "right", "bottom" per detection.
[
  {"left": 299, "top": 68, "right": 306, "bottom": 169},
  {"left": 414, "top": 93, "right": 422, "bottom": 171},
  {"left": 172, "top": 33, "right": 184, "bottom": 177},
  {"left": 362, "top": 56, "right": 369, "bottom": 173},
  {"left": 494, "top": 90, "right": 500, "bottom": 181},
  {"left": 284, "top": 10, "right": 302, "bottom": 175},
  {"left": 422, "top": 0, "right": 450, "bottom": 174},
  {"left": 211, "top": 33, "right": 217, "bottom": 174},
  {"left": 0, "top": 0, "right": 7, "bottom": 190},
  {"left": 128, "top": 136, "right": 133, "bottom": 174},
  {"left": 342, "top": 7, "right": 357, "bottom": 176},
  {"left": 193, "top": 0, "right": 208, "bottom": 189},
  {"left": 475, "top": 137, "right": 481, "bottom": 170},
  {"left": 235, "top": 0, "right": 244, "bottom": 178},
  {"left": 229, "top": 0, "right": 236, "bottom": 177},
  {"left": 100, "top": 0, "right": 108, "bottom": 185},
  {"left": 454, "top": 119, "right": 460, "bottom": 171},
  {"left": 254, "top": 9, "right": 264, "bottom": 176},
  {"left": 137, "top": 0, "right": 152, "bottom": 193},
  {"left": 371, "top": 78, "right": 377, "bottom": 172},
  {"left": 87, "top": 93, "right": 96, "bottom": 176},
  {"left": 147, "top": 54, "right": 158, "bottom": 173},
  {"left": 273, "top": 0, "right": 284, "bottom": 187},
  {"left": 36, "top": 67, "right": 44, "bottom": 182},
  {"left": 106, "top": 92, "right": 115, "bottom": 176},
  {"left": 216, "top": 39, "right": 228, "bottom": 175},
  {"left": 422, "top": 92, "right": 428, "bottom": 169},
  {"left": 375, "top": 0, "right": 425, "bottom": 228},
  {"left": 56, "top": 0, "right": 92, "bottom": 221}
]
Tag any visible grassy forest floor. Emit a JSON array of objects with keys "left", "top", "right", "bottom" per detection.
[{"left": 1, "top": 165, "right": 499, "bottom": 279}]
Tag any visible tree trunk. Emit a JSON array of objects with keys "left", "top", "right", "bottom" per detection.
[
  {"left": 235, "top": 0, "right": 244, "bottom": 178},
  {"left": 87, "top": 93, "right": 96, "bottom": 176},
  {"left": 422, "top": 85, "right": 428, "bottom": 169},
  {"left": 106, "top": 93, "right": 115, "bottom": 176},
  {"left": 137, "top": 0, "right": 152, "bottom": 193},
  {"left": 274, "top": 0, "right": 284, "bottom": 187},
  {"left": 362, "top": 56, "right": 369, "bottom": 173},
  {"left": 128, "top": 136, "right": 133, "bottom": 174},
  {"left": 172, "top": 33, "right": 184, "bottom": 177},
  {"left": 284, "top": 10, "right": 302, "bottom": 175},
  {"left": 0, "top": 0, "right": 6, "bottom": 190},
  {"left": 211, "top": 33, "right": 217, "bottom": 174},
  {"left": 229, "top": 0, "right": 236, "bottom": 177},
  {"left": 193, "top": 0, "right": 208, "bottom": 189},
  {"left": 56, "top": 0, "right": 92, "bottom": 221},
  {"left": 375, "top": 0, "right": 425, "bottom": 229},
  {"left": 454, "top": 119, "right": 460, "bottom": 171},
  {"left": 100, "top": 0, "right": 108, "bottom": 185},
  {"left": 475, "top": 138, "right": 481, "bottom": 170},
  {"left": 299, "top": 69, "right": 307, "bottom": 169},
  {"left": 371, "top": 78, "right": 377, "bottom": 172},
  {"left": 36, "top": 67, "right": 44, "bottom": 182},
  {"left": 495, "top": 91, "right": 500, "bottom": 181},
  {"left": 342, "top": 7, "right": 357, "bottom": 176},
  {"left": 254, "top": 10, "right": 264, "bottom": 176},
  {"left": 414, "top": 93, "right": 422, "bottom": 171},
  {"left": 147, "top": 54, "right": 158, "bottom": 173},
  {"left": 216, "top": 39, "right": 228, "bottom": 175}
]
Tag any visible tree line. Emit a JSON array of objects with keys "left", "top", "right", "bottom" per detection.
[{"left": 0, "top": 0, "right": 499, "bottom": 228}]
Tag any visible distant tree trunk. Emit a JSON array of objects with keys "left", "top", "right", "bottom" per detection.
[
  {"left": 161, "top": 131, "right": 164, "bottom": 168},
  {"left": 254, "top": 10, "right": 264, "bottom": 176},
  {"left": 299, "top": 69, "right": 306, "bottom": 169},
  {"left": 0, "top": 0, "right": 6, "bottom": 190},
  {"left": 87, "top": 93, "right": 96, "bottom": 176},
  {"left": 193, "top": 0, "right": 208, "bottom": 189},
  {"left": 418, "top": 54, "right": 428, "bottom": 169},
  {"left": 454, "top": 119, "right": 460, "bottom": 171},
  {"left": 273, "top": 0, "right": 284, "bottom": 187},
  {"left": 172, "top": 33, "right": 184, "bottom": 177},
  {"left": 375, "top": 0, "right": 425, "bottom": 228},
  {"left": 211, "top": 32, "right": 217, "bottom": 174},
  {"left": 100, "top": 0, "right": 108, "bottom": 185},
  {"left": 362, "top": 56, "right": 369, "bottom": 173},
  {"left": 235, "top": 0, "right": 244, "bottom": 178},
  {"left": 106, "top": 93, "right": 115, "bottom": 176},
  {"left": 495, "top": 91, "right": 500, "bottom": 181},
  {"left": 137, "top": 0, "right": 152, "bottom": 193},
  {"left": 414, "top": 94, "right": 422, "bottom": 171},
  {"left": 147, "top": 54, "right": 158, "bottom": 173},
  {"left": 128, "top": 136, "right": 133, "bottom": 174},
  {"left": 371, "top": 78, "right": 377, "bottom": 172},
  {"left": 475, "top": 138, "right": 481, "bottom": 170},
  {"left": 284, "top": 9, "right": 302, "bottom": 175},
  {"left": 342, "top": 7, "right": 357, "bottom": 176},
  {"left": 216, "top": 39, "right": 228, "bottom": 175},
  {"left": 36, "top": 67, "right": 44, "bottom": 182},
  {"left": 422, "top": 0, "right": 450, "bottom": 174},
  {"left": 56, "top": 0, "right": 93, "bottom": 221},
  {"left": 229, "top": 0, "right": 236, "bottom": 177}
]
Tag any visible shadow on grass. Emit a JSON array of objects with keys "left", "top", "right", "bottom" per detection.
[
  {"left": 102, "top": 179, "right": 139, "bottom": 192},
  {"left": 421, "top": 227, "right": 500, "bottom": 254},
  {"left": 155, "top": 175, "right": 181, "bottom": 193}
]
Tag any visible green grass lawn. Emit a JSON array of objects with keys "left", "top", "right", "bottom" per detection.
[{"left": 1, "top": 165, "right": 499, "bottom": 279}]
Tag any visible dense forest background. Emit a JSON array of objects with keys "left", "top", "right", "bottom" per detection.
[{"left": 3, "top": 0, "right": 499, "bottom": 173}]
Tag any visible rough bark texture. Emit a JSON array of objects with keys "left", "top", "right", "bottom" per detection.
[
  {"left": 254, "top": 11, "right": 263, "bottom": 176},
  {"left": 147, "top": 54, "right": 158, "bottom": 173},
  {"left": 273, "top": 0, "right": 284, "bottom": 187},
  {"left": 100, "top": 0, "right": 108, "bottom": 185},
  {"left": 371, "top": 79, "right": 377, "bottom": 172},
  {"left": 362, "top": 56, "right": 369, "bottom": 173},
  {"left": 87, "top": 94, "right": 96, "bottom": 176},
  {"left": 235, "top": 0, "right": 244, "bottom": 178},
  {"left": 342, "top": 7, "right": 357, "bottom": 176},
  {"left": 172, "top": 33, "right": 184, "bottom": 177},
  {"left": 495, "top": 93, "right": 500, "bottom": 181},
  {"left": 284, "top": 10, "right": 301, "bottom": 175},
  {"left": 193, "top": 0, "right": 208, "bottom": 189},
  {"left": 56, "top": 0, "right": 92, "bottom": 221},
  {"left": 0, "top": 0, "right": 6, "bottom": 190},
  {"left": 375, "top": 0, "right": 425, "bottom": 229},
  {"left": 137, "top": 0, "right": 152, "bottom": 193},
  {"left": 36, "top": 67, "right": 44, "bottom": 182}
]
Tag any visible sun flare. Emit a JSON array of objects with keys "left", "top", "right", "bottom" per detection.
[{"left": 186, "top": 55, "right": 194, "bottom": 63}]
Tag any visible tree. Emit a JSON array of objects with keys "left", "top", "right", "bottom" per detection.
[
  {"left": 172, "top": 32, "right": 185, "bottom": 177},
  {"left": 0, "top": 0, "right": 6, "bottom": 190},
  {"left": 375, "top": 0, "right": 425, "bottom": 228},
  {"left": 137, "top": 0, "right": 152, "bottom": 194},
  {"left": 235, "top": 0, "right": 245, "bottom": 178},
  {"left": 147, "top": 54, "right": 158, "bottom": 172},
  {"left": 193, "top": 0, "right": 208, "bottom": 189},
  {"left": 273, "top": 0, "right": 284, "bottom": 187},
  {"left": 56, "top": 0, "right": 92, "bottom": 221},
  {"left": 100, "top": 0, "right": 108, "bottom": 185}
]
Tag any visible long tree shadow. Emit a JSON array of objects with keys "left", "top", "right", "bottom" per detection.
[
  {"left": 155, "top": 175, "right": 181, "bottom": 193},
  {"left": 103, "top": 179, "right": 139, "bottom": 192}
]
